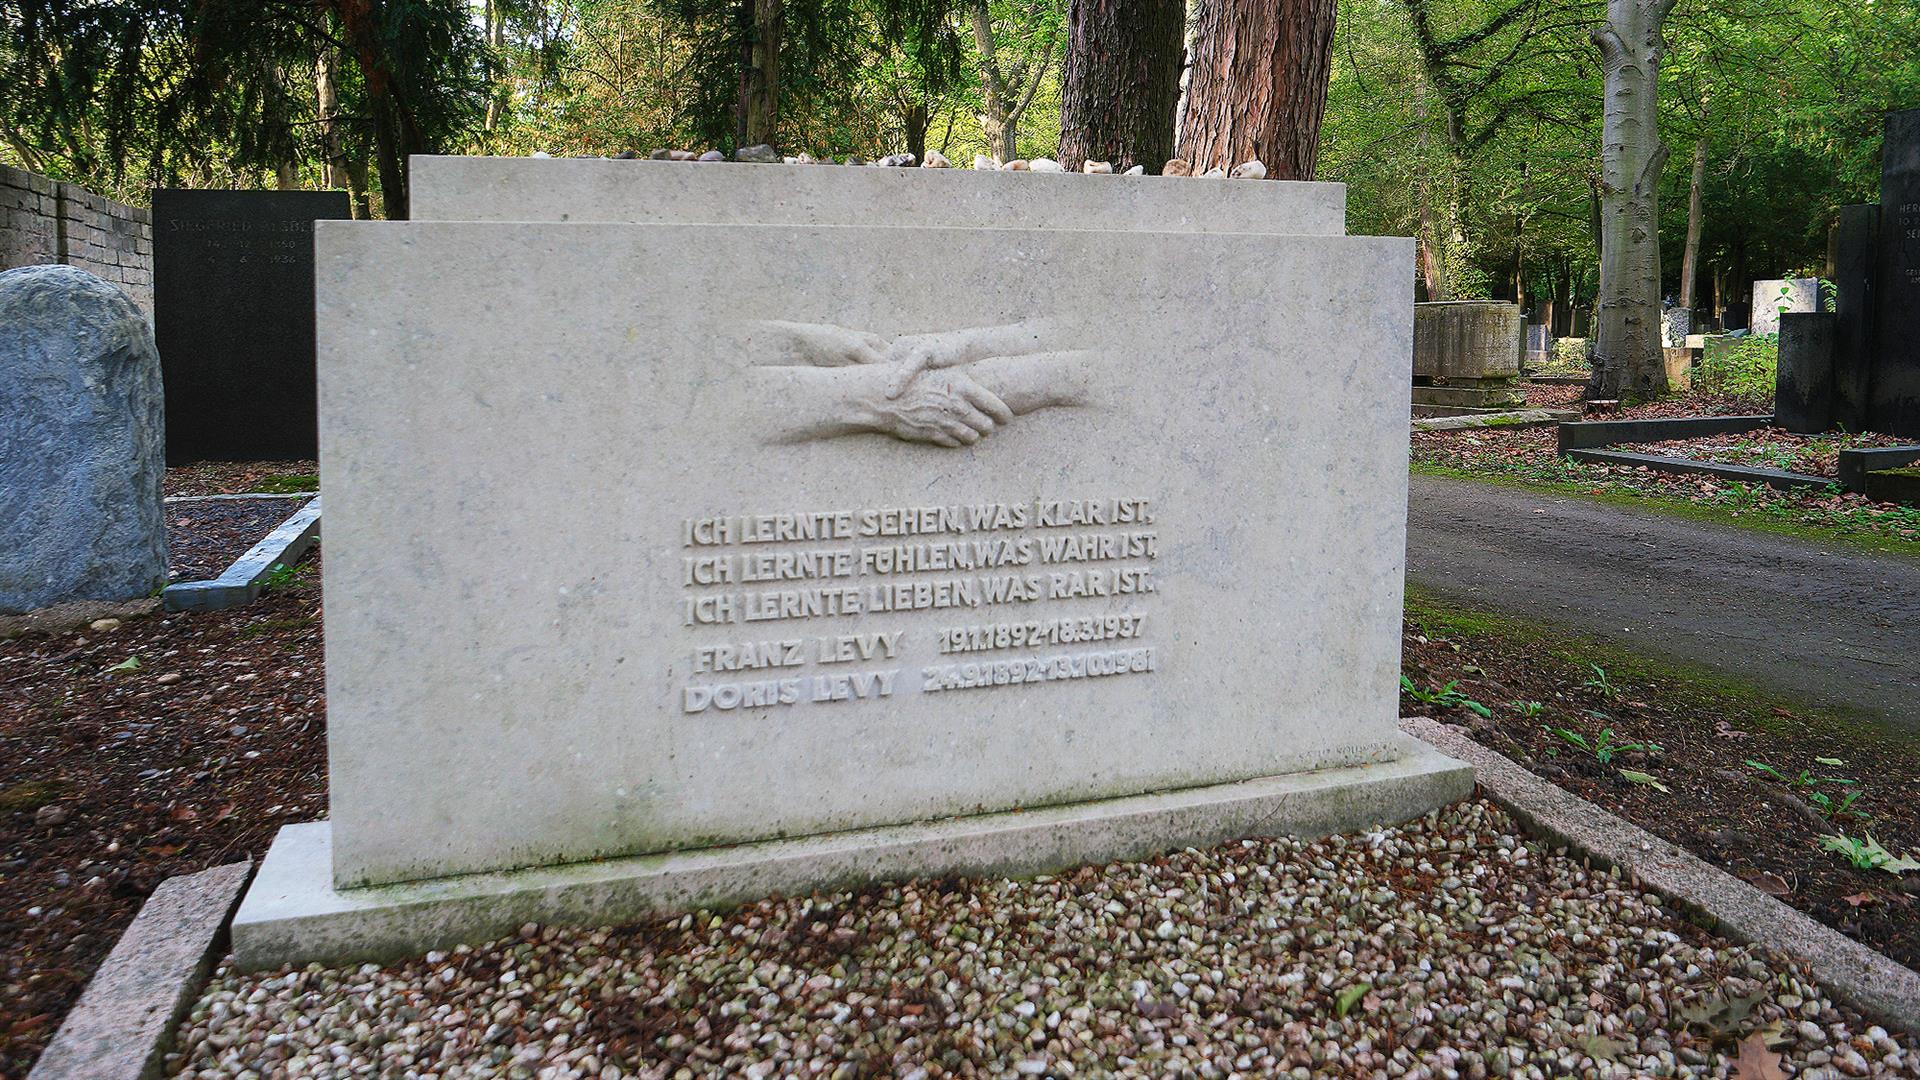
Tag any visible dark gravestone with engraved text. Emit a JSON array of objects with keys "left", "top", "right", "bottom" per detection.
[
  {"left": 1870, "top": 109, "right": 1920, "bottom": 438},
  {"left": 154, "top": 190, "right": 351, "bottom": 463}
]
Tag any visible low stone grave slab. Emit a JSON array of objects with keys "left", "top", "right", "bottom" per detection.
[
  {"left": 1564, "top": 448, "right": 1832, "bottom": 491},
  {"left": 1556, "top": 413, "right": 1774, "bottom": 454},
  {"left": 228, "top": 207, "right": 1467, "bottom": 968},
  {"left": 408, "top": 155, "right": 1347, "bottom": 234},
  {"left": 1836, "top": 445, "right": 1920, "bottom": 493}
]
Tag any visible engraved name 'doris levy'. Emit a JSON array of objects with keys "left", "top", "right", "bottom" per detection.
[{"left": 678, "top": 498, "right": 1159, "bottom": 714}]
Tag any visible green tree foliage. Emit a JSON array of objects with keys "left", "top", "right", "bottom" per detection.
[
  {"left": 1, "top": 0, "right": 486, "bottom": 215},
  {"left": 1323, "top": 0, "right": 1920, "bottom": 322}
]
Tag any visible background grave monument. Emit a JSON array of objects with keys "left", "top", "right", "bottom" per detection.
[
  {"left": 0, "top": 265, "right": 166, "bottom": 614},
  {"left": 229, "top": 166, "right": 1470, "bottom": 968},
  {"left": 152, "top": 189, "right": 351, "bottom": 464},
  {"left": 1410, "top": 300, "right": 1523, "bottom": 410},
  {"left": 1780, "top": 109, "right": 1920, "bottom": 438},
  {"left": 1748, "top": 278, "right": 1822, "bottom": 338}
]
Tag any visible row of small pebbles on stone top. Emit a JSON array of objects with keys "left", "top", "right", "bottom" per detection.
[
  {"left": 531, "top": 144, "right": 1270, "bottom": 178},
  {"left": 166, "top": 800, "right": 1917, "bottom": 1079}
]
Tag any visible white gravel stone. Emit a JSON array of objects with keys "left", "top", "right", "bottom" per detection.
[{"left": 165, "top": 801, "right": 1920, "bottom": 1078}]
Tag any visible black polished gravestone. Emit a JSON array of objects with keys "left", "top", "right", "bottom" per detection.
[
  {"left": 1830, "top": 204, "right": 1877, "bottom": 433},
  {"left": 1870, "top": 108, "right": 1920, "bottom": 438},
  {"left": 153, "top": 189, "right": 351, "bottom": 463}
]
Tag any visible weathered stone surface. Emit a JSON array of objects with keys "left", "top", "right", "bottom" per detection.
[
  {"left": 27, "top": 862, "right": 251, "bottom": 1080},
  {"left": 1412, "top": 301, "right": 1522, "bottom": 381},
  {"left": 0, "top": 265, "right": 166, "bottom": 615},
  {"left": 408, "top": 156, "right": 1348, "bottom": 236},
  {"left": 732, "top": 143, "right": 780, "bottom": 164},
  {"left": 1749, "top": 277, "right": 1821, "bottom": 337},
  {"left": 311, "top": 220, "right": 1416, "bottom": 889}
]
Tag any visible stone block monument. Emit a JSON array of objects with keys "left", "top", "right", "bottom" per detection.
[
  {"left": 1786, "top": 109, "right": 1920, "bottom": 438},
  {"left": 0, "top": 265, "right": 166, "bottom": 614},
  {"left": 228, "top": 163, "right": 1472, "bottom": 968},
  {"left": 1411, "top": 300, "right": 1523, "bottom": 410}
]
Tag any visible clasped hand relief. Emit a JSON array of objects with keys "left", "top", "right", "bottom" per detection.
[{"left": 757, "top": 319, "right": 1092, "bottom": 448}]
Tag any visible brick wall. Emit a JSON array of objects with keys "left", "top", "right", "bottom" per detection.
[{"left": 0, "top": 164, "right": 153, "bottom": 312}]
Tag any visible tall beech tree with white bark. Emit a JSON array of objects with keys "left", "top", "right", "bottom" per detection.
[
  {"left": 1176, "top": 0, "right": 1339, "bottom": 179},
  {"left": 1588, "top": 0, "right": 1675, "bottom": 400},
  {"left": 1055, "top": 0, "right": 1183, "bottom": 172}
]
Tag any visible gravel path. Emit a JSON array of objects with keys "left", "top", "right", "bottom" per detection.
[
  {"left": 166, "top": 801, "right": 1919, "bottom": 1079},
  {"left": 1407, "top": 473, "right": 1920, "bottom": 732}
]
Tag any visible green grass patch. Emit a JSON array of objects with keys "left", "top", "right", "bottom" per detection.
[
  {"left": 257, "top": 473, "right": 319, "bottom": 494},
  {"left": 0, "top": 779, "right": 68, "bottom": 813}
]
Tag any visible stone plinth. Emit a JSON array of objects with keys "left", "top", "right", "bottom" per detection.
[{"left": 0, "top": 266, "right": 166, "bottom": 615}]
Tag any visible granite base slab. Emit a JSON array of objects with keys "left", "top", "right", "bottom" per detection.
[{"left": 230, "top": 735, "right": 1471, "bottom": 971}]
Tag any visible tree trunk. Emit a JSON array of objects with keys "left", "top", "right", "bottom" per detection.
[
  {"left": 1588, "top": 0, "right": 1673, "bottom": 402},
  {"left": 1678, "top": 134, "right": 1707, "bottom": 311},
  {"left": 903, "top": 101, "right": 929, "bottom": 164},
  {"left": 742, "top": 0, "right": 782, "bottom": 147},
  {"left": 483, "top": 0, "right": 508, "bottom": 134},
  {"left": 970, "top": 0, "right": 1011, "bottom": 160},
  {"left": 1176, "top": 0, "right": 1337, "bottom": 179},
  {"left": 345, "top": 156, "right": 372, "bottom": 220},
  {"left": 316, "top": 47, "right": 349, "bottom": 194},
  {"left": 1057, "top": 0, "right": 1184, "bottom": 172}
]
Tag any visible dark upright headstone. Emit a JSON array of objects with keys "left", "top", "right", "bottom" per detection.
[
  {"left": 153, "top": 189, "right": 351, "bottom": 463},
  {"left": 1776, "top": 312, "right": 1835, "bottom": 434},
  {"left": 1870, "top": 109, "right": 1920, "bottom": 438},
  {"left": 1830, "top": 204, "right": 1878, "bottom": 433}
]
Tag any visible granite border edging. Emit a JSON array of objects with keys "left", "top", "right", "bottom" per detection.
[
  {"left": 1411, "top": 409, "right": 1567, "bottom": 432},
  {"left": 1401, "top": 716, "right": 1920, "bottom": 1037},
  {"left": 27, "top": 861, "right": 253, "bottom": 1080},
  {"left": 1556, "top": 414, "right": 1775, "bottom": 453},
  {"left": 163, "top": 497, "right": 321, "bottom": 613},
  {"left": 1564, "top": 448, "right": 1833, "bottom": 491}
]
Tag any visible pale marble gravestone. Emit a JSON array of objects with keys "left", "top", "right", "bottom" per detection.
[
  {"left": 1749, "top": 277, "right": 1821, "bottom": 337},
  {"left": 407, "top": 155, "right": 1348, "bottom": 235},
  {"left": 230, "top": 217, "right": 1470, "bottom": 968}
]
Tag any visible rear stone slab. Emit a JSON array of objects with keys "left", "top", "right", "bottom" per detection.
[{"left": 0, "top": 265, "right": 166, "bottom": 615}]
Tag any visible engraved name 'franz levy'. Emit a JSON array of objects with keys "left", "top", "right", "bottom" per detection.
[{"left": 676, "top": 497, "right": 1160, "bottom": 713}]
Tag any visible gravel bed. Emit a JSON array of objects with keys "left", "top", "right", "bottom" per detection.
[
  {"left": 167, "top": 497, "right": 311, "bottom": 582},
  {"left": 166, "top": 801, "right": 1920, "bottom": 1079}
]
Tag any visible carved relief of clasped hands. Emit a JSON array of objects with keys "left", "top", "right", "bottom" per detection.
[{"left": 757, "top": 319, "right": 1094, "bottom": 448}]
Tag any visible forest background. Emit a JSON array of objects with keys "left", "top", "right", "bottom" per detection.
[{"left": 4, "top": 0, "right": 1918, "bottom": 327}]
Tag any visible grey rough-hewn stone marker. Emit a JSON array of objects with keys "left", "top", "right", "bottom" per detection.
[{"left": 0, "top": 265, "right": 166, "bottom": 615}]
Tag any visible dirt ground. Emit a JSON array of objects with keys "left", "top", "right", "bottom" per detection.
[
  {"left": 0, "top": 559, "right": 324, "bottom": 1077},
  {"left": 1400, "top": 588, "right": 1920, "bottom": 978}
]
